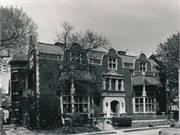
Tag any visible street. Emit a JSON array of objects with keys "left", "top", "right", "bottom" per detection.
[{"left": 108, "top": 129, "right": 160, "bottom": 135}]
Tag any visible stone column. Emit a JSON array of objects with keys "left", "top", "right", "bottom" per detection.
[
  {"left": 71, "top": 78, "right": 75, "bottom": 113},
  {"left": 133, "top": 98, "right": 135, "bottom": 113},
  {"left": 143, "top": 97, "right": 146, "bottom": 113},
  {"left": 109, "top": 78, "right": 111, "bottom": 90},
  {"left": 103, "top": 77, "right": 106, "bottom": 90},
  {"left": 115, "top": 79, "right": 118, "bottom": 91},
  {"left": 25, "top": 73, "right": 28, "bottom": 88},
  {"left": 142, "top": 84, "right": 146, "bottom": 96},
  {"left": 91, "top": 97, "right": 94, "bottom": 114},
  {"left": 142, "top": 84, "right": 146, "bottom": 113},
  {"left": 121, "top": 79, "right": 125, "bottom": 91},
  {"left": 87, "top": 97, "right": 90, "bottom": 117}
]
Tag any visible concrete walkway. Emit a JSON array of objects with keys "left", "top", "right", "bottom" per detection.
[
  {"left": 2, "top": 124, "right": 169, "bottom": 135},
  {"left": 74, "top": 125, "right": 169, "bottom": 135}
]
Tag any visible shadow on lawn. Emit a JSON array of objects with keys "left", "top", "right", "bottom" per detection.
[{"left": 29, "top": 125, "right": 101, "bottom": 134}]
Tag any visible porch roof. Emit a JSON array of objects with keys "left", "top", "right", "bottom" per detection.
[{"left": 132, "top": 76, "right": 161, "bottom": 86}]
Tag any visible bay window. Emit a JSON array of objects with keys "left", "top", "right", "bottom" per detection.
[
  {"left": 74, "top": 96, "right": 88, "bottom": 113},
  {"left": 145, "top": 98, "right": 154, "bottom": 112},
  {"left": 135, "top": 98, "right": 143, "bottom": 112},
  {"left": 63, "top": 96, "right": 71, "bottom": 113}
]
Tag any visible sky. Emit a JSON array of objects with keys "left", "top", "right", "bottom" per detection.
[{"left": 1, "top": 0, "right": 179, "bottom": 57}]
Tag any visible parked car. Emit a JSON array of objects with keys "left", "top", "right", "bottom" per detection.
[{"left": 158, "top": 123, "right": 180, "bottom": 135}]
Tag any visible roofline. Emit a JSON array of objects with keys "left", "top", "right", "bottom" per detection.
[{"left": 38, "top": 42, "right": 57, "bottom": 47}]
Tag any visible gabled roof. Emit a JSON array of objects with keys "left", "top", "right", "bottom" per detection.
[
  {"left": 119, "top": 55, "right": 136, "bottom": 63},
  {"left": 147, "top": 59, "right": 157, "bottom": 67},
  {"left": 132, "top": 76, "right": 161, "bottom": 86},
  {"left": 87, "top": 50, "right": 106, "bottom": 59},
  {"left": 10, "top": 51, "right": 28, "bottom": 61},
  {"left": 37, "top": 42, "right": 64, "bottom": 55},
  {"left": 118, "top": 54, "right": 157, "bottom": 67}
]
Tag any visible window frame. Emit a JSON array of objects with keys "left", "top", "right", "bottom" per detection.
[
  {"left": 70, "top": 52, "right": 82, "bottom": 64},
  {"left": 108, "top": 57, "right": 117, "bottom": 70},
  {"left": 62, "top": 95, "right": 88, "bottom": 113},
  {"left": 74, "top": 96, "right": 88, "bottom": 113},
  {"left": 63, "top": 96, "right": 72, "bottom": 113},
  {"left": 135, "top": 98, "right": 144, "bottom": 112},
  {"left": 145, "top": 98, "right": 154, "bottom": 112},
  {"left": 139, "top": 62, "right": 146, "bottom": 71}
]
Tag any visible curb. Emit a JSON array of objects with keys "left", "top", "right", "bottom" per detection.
[
  {"left": 123, "top": 125, "right": 169, "bottom": 132},
  {"left": 74, "top": 125, "right": 169, "bottom": 135}
]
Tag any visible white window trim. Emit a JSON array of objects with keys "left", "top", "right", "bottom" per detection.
[
  {"left": 135, "top": 98, "right": 144, "bottom": 113},
  {"left": 139, "top": 62, "right": 147, "bottom": 71},
  {"left": 104, "top": 77, "right": 123, "bottom": 91},
  {"left": 108, "top": 57, "right": 117, "bottom": 70},
  {"left": 145, "top": 98, "right": 155, "bottom": 112}
]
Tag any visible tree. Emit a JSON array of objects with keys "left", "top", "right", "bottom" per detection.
[
  {"left": 56, "top": 22, "right": 110, "bottom": 51},
  {"left": 36, "top": 22, "right": 110, "bottom": 128},
  {"left": 0, "top": 6, "right": 38, "bottom": 57},
  {"left": 155, "top": 33, "right": 179, "bottom": 114}
]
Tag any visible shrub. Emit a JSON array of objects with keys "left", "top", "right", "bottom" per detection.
[
  {"left": 70, "top": 114, "right": 88, "bottom": 127},
  {"left": 111, "top": 117, "right": 132, "bottom": 127}
]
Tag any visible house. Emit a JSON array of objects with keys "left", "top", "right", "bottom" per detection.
[{"left": 8, "top": 38, "right": 161, "bottom": 125}]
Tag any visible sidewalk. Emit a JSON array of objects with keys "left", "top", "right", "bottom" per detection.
[
  {"left": 74, "top": 125, "right": 169, "bottom": 135},
  {"left": 2, "top": 124, "right": 169, "bottom": 135}
]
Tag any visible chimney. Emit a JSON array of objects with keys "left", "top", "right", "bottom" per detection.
[
  {"left": 29, "top": 35, "right": 35, "bottom": 50},
  {"left": 118, "top": 51, "right": 126, "bottom": 55}
]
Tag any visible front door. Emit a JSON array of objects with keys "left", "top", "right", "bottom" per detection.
[{"left": 111, "top": 100, "right": 119, "bottom": 113}]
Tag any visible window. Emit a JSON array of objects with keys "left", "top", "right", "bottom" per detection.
[
  {"left": 108, "top": 58, "right": 117, "bottom": 70},
  {"left": 134, "top": 86, "right": 143, "bottom": 96},
  {"left": 104, "top": 78, "right": 122, "bottom": 91},
  {"left": 118, "top": 79, "right": 122, "bottom": 90},
  {"left": 63, "top": 96, "right": 72, "bottom": 113},
  {"left": 139, "top": 62, "right": 146, "bottom": 71},
  {"left": 105, "top": 78, "right": 110, "bottom": 90},
  {"left": 57, "top": 55, "right": 61, "bottom": 60},
  {"left": 145, "top": 98, "right": 154, "bottom": 112},
  {"left": 74, "top": 96, "right": 88, "bottom": 113},
  {"left": 70, "top": 52, "right": 81, "bottom": 64},
  {"left": 135, "top": 98, "right": 143, "bottom": 112},
  {"left": 12, "top": 72, "right": 18, "bottom": 81}
]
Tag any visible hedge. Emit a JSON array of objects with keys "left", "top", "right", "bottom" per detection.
[
  {"left": 111, "top": 117, "right": 132, "bottom": 127},
  {"left": 65, "top": 114, "right": 88, "bottom": 127}
]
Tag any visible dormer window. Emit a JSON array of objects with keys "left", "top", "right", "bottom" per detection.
[
  {"left": 108, "top": 58, "right": 117, "bottom": 70},
  {"left": 139, "top": 62, "right": 146, "bottom": 71},
  {"left": 70, "top": 52, "right": 81, "bottom": 64}
]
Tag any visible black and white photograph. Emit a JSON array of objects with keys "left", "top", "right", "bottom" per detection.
[{"left": 0, "top": 0, "right": 179, "bottom": 135}]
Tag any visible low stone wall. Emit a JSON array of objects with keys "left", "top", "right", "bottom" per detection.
[{"left": 126, "top": 115, "right": 168, "bottom": 120}]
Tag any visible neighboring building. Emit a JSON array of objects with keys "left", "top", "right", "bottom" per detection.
[
  {"left": 8, "top": 38, "right": 161, "bottom": 124},
  {"left": 0, "top": 57, "right": 11, "bottom": 93},
  {"left": 9, "top": 52, "right": 28, "bottom": 124}
]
